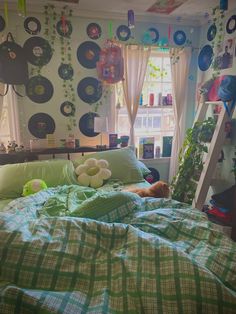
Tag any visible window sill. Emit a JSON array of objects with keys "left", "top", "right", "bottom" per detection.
[{"left": 139, "top": 157, "right": 170, "bottom": 163}]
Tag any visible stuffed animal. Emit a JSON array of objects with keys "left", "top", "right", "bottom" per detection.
[
  {"left": 126, "top": 180, "right": 170, "bottom": 198},
  {"left": 22, "top": 179, "right": 48, "bottom": 197},
  {"left": 75, "top": 158, "right": 112, "bottom": 188}
]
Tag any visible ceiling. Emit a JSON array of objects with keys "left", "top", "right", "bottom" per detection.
[{"left": 4, "top": 0, "right": 236, "bottom": 25}]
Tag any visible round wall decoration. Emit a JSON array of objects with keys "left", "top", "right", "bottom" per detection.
[
  {"left": 173, "top": 30, "right": 186, "bottom": 45},
  {"left": 56, "top": 19, "right": 73, "bottom": 37},
  {"left": 58, "top": 63, "right": 74, "bottom": 80},
  {"left": 116, "top": 25, "right": 131, "bottom": 41},
  {"left": 0, "top": 16, "right": 6, "bottom": 32},
  {"left": 148, "top": 27, "right": 159, "bottom": 43},
  {"left": 198, "top": 45, "right": 213, "bottom": 71},
  {"left": 226, "top": 15, "right": 236, "bottom": 34},
  {"left": 26, "top": 75, "right": 54, "bottom": 103},
  {"left": 23, "top": 36, "right": 53, "bottom": 66},
  {"left": 79, "top": 112, "right": 100, "bottom": 137},
  {"left": 24, "top": 17, "right": 41, "bottom": 35},
  {"left": 87, "top": 23, "right": 102, "bottom": 40},
  {"left": 144, "top": 167, "right": 160, "bottom": 184},
  {"left": 77, "top": 41, "right": 101, "bottom": 69},
  {"left": 77, "top": 77, "right": 102, "bottom": 104},
  {"left": 207, "top": 24, "right": 217, "bottom": 41},
  {"left": 60, "top": 101, "right": 75, "bottom": 117},
  {"left": 28, "top": 113, "right": 56, "bottom": 139}
]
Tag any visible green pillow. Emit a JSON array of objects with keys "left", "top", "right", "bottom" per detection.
[
  {"left": 0, "top": 159, "right": 78, "bottom": 199},
  {"left": 73, "top": 147, "right": 144, "bottom": 184},
  {"left": 137, "top": 160, "right": 151, "bottom": 176}
]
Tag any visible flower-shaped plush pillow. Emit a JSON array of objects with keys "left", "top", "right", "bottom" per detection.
[{"left": 75, "top": 158, "right": 112, "bottom": 188}]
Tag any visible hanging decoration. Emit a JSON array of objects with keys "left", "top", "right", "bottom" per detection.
[
  {"left": 108, "top": 21, "right": 113, "bottom": 39},
  {"left": 0, "top": 16, "right": 6, "bottom": 32},
  {"left": 128, "top": 10, "right": 135, "bottom": 29},
  {"left": 96, "top": 40, "right": 124, "bottom": 84},
  {"left": 220, "top": 0, "right": 228, "bottom": 11},
  {"left": 4, "top": 1, "right": 8, "bottom": 27},
  {"left": 18, "top": 0, "right": 27, "bottom": 17}
]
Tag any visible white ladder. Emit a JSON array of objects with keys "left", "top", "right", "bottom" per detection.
[{"left": 192, "top": 97, "right": 234, "bottom": 210}]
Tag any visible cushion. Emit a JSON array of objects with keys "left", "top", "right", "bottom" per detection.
[
  {"left": 0, "top": 159, "right": 78, "bottom": 199},
  {"left": 73, "top": 147, "right": 144, "bottom": 184},
  {"left": 137, "top": 160, "right": 151, "bottom": 176}
]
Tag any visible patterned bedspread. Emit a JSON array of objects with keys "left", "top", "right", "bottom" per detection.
[{"left": 0, "top": 185, "right": 236, "bottom": 313}]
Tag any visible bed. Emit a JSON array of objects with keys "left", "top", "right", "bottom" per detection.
[{"left": 0, "top": 147, "right": 236, "bottom": 313}]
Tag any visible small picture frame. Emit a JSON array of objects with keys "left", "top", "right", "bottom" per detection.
[
  {"left": 109, "top": 134, "right": 118, "bottom": 148},
  {"left": 143, "top": 143, "right": 154, "bottom": 159}
]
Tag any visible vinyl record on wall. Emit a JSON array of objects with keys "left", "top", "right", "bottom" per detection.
[
  {"left": 144, "top": 167, "right": 160, "bottom": 184},
  {"left": 0, "top": 16, "right": 6, "bottom": 32},
  {"left": 226, "top": 15, "right": 236, "bottom": 34},
  {"left": 26, "top": 75, "right": 54, "bottom": 103},
  {"left": 77, "top": 41, "right": 101, "bottom": 69},
  {"left": 87, "top": 23, "right": 102, "bottom": 40},
  {"left": 198, "top": 45, "right": 213, "bottom": 71},
  {"left": 56, "top": 19, "right": 73, "bottom": 37},
  {"left": 207, "top": 24, "right": 217, "bottom": 41},
  {"left": 58, "top": 63, "right": 74, "bottom": 80},
  {"left": 77, "top": 77, "right": 102, "bottom": 103},
  {"left": 79, "top": 112, "right": 100, "bottom": 137},
  {"left": 28, "top": 113, "right": 55, "bottom": 139},
  {"left": 60, "top": 101, "right": 75, "bottom": 117},
  {"left": 24, "top": 17, "right": 41, "bottom": 35},
  {"left": 116, "top": 25, "right": 131, "bottom": 41},
  {"left": 23, "top": 36, "right": 53, "bottom": 66},
  {"left": 173, "top": 30, "right": 186, "bottom": 45}
]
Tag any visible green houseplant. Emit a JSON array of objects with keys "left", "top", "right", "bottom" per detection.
[{"left": 171, "top": 117, "right": 216, "bottom": 204}]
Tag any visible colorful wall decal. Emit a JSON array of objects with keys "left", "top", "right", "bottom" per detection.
[
  {"left": 28, "top": 113, "right": 56, "bottom": 139},
  {"left": 226, "top": 15, "right": 236, "bottom": 34},
  {"left": 116, "top": 25, "right": 131, "bottom": 41},
  {"left": 214, "top": 38, "right": 235, "bottom": 70},
  {"left": 60, "top": 101, "right": 75, "bottom": 117},
  {"left": 56, "top": 19, "right": 72, "bottom": 37},
  {"left": 173, "top": 30, "right": 186, "bottom": 45},
  {"left": 23, "top": 37, "right": 53, "bottom": 66},
  {"left": 79, "top": 112, "right": 100, "bottom": 137},
  {"left": 77, "top": 77, "right": 102, "bottom": 104},
  {"left": 0, "top": 16, "right": 6, "bottom": 32},
  {"left": 198, "top": 45, "right": 213, "bottom": 71},
  {"left": 58, "top": 63, "right": 74, "bottom": 80},
  {"left": 26, "top": 75, "right": 54, "bottom": 103},
  {"left": 87, "top": 23, "right": 102, "bottom": 40},
  {"left": 77, "top": 41, "right": 101, "bottom": 69},
  {"left": 207, "top": 24, "right": 217, "bottom": 41},
  {"left": 24, "top": 17, "right": 41, "bottom": 35},
  {"left": 147, "top": 0, "right": 188, "bottom": 14}
]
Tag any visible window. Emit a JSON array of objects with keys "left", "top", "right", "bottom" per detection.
[
  {"left": 115, "top": 50, "right": 174, "bottom": 158},
  {"left": 0, "top": 95, "right": 10, "bottom": 146}
]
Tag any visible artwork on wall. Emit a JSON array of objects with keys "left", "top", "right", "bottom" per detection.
[
  {"left": 79, "top": 112, "right": 100, "bottom": 137},
  {"left": 56, "top": 19, "right": 73, "bottom": 37},
  {"left": 24, "top": 17, "right": 41, "bottom": 35},
  {"left": 142, "top": 27, "right": 159, "bottom": 44},
  {"left": 207, "top": 24, "right": 217, "bottom": 41},
  {"left": 60, "top": 101, "right": 76, "bottom": 117},
  {"left": 28, "top": 113, "right": 56, "bottom": 139},
  {"left": 214, "top": 38, "right": 235, "bottom": 70},
  {"left": 87, "top": 23, "right": 102, "bottom": 40},
  {"left": 77, "top": 77, "right": 102, "bottom": 104},
  {"left": 58, "top": 63, "right": 74, "bottom": 80},
  {"left": 198, "top": 44, "right": 213, "bottom": 71},
  {"left": 26, "top": 75, "right": 54, "bottom": 103},
  {"left": 226, "top": 15, "right": 236, "bottom": 34},
  {"left": 147, "top": 0, "right": 188, "bottom": 14},
  {"left": 77, "top": 41, "right": 101, "bottom": 69},
  {"left": 23, "top": 37, "right": 53, "bottom": 66}
]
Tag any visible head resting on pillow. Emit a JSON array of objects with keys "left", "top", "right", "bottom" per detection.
[{"left": 127, "top": 180, "right": 170, "bottom": 198}]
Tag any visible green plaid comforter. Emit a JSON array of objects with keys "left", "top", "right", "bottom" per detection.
[{"left": 0, "top": 186, "right": 236, "bottom": 313}]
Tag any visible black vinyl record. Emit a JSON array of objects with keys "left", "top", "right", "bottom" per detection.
[
  {"left": 56, "top": 20, "right": 72, "bottom": 37},
  {"left": 77, "top": 77, "right": 102, "bottom": 104},
  {"left": 207, "top": 24, "right": 217, "bottom": 41},
  {"left": 26, "top": 75, "right": 54, "bottom": 103},
  {"left": 28, "top": 113, "right": 55, "bottom": 139},
  {"left": 24, "top": 17, "right": 41, "bottom": 35},
  {"left": 173, "top": 30, "right": 186, "bottom": 45},
  {"left": 58, "top": 63, "right": 74, "bottom": 80},
  {"left": 87, "top": 23, "right": 102, "bottom": 40},
  {"left": 23, "top": 36, "right": 52, "bottom": 66},
  {"left": 116, "top": 25, "right": 131, "bottom": 41},
  {"left": 79, "top": 112, "right": 100, "bottom": 137},
  {"left": 60, "top": 101, "right": 75, "bottom": 117},
  {"left": 144, "top": 167, "right": 160, "bottom": 184},
  {"left": 0, "top": 16, "right": 6, "bottom": 32},
  {"left": 226, "top": 15, "right": 236, "bottom": 34},
  {"left": 77, "top": 41, "right": 100, "bottom": 69},
  {"left": 198, "top": 45, "right": 213, "bottom": 71}
]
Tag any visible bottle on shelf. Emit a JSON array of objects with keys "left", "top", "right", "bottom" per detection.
[{"left": 149, "top": 93, "right": 154, "bottom": 106}]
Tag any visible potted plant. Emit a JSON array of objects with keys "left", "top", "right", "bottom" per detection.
[{"left": 171, "top": 117, "right": 216, "bottom": 204}]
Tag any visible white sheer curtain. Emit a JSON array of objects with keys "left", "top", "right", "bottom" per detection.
[
  {"left": 122, "top": 45, "right": 151, "bottom": 146},
  {"left": 169, "top": 47, "right": 191, "bottom": 182}
]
